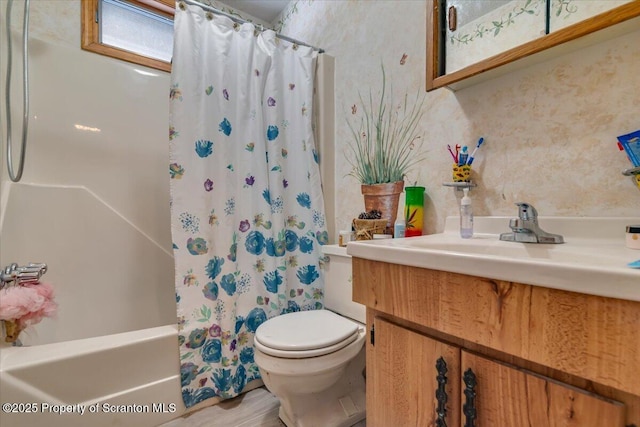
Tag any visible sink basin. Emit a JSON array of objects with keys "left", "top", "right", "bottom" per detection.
[
  {"left": 346, "top": 216, "right": 640, "bottom": 302},
  {"left": 407, "top": 235, "right": 621, "bottom": 265}
]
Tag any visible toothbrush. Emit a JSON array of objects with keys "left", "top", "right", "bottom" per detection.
[
  {"left": 447, "top": 144, "right": 457, "bottom": 163},
  {"left": 629, "top": 260, "right": 640, "bottom": 269},
  {"left": 466, "top": 137, "right": 485, "bottom": 166}
]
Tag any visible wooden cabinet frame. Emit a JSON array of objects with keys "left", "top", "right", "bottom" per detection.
[{"left": 426, "top": 1, "right": 640, "bottom": 91}]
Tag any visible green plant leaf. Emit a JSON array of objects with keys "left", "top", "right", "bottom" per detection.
[{"left": 345, "top": 64, "right": 426, "bottom": 184}]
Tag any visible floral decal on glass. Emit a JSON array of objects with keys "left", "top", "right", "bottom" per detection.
[
  {"left": 449, "top": 0, "right": 545, "bottom": 46},
  {"left": 551, "top": 0, "right": 578, "bottom": 19}
]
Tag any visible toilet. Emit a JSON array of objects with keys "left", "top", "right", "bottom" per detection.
[{"left": 254, "top": 245, "right": 366, "bottom": 427}]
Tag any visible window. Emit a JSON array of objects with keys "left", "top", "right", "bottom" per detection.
[{"left": 81, "top": 0, "right": 174, "bottom": 72}]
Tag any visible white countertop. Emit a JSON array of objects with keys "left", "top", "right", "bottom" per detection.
[{"left": 346, "top": 216, "right": 640, "bottom": 302}]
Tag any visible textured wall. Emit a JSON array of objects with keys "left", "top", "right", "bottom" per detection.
[
  {"left": 4, "top": 0, "right": 638, "bottom": 240},
  {"left": 277, "top": 0, "right": 640, "bottom": 235}
]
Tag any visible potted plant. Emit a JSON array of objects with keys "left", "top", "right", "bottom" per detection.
[{"left": 346, "top": 64, "right": 426, "bottom": 233}]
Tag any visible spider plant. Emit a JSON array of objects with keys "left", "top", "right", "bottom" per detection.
[{"left": 346, "top": 65, "right": 426, "bottom": 185}]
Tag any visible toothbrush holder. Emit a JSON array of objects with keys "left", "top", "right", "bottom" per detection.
[{"left": 452, "top": 163, "right": 471, "bottom": 182}]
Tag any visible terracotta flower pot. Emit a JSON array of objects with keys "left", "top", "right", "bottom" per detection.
[{"left": 361, "top": 181, "right": 404, "bottom": 234}]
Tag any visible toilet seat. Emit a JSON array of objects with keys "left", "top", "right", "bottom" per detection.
[{"left": 254, "top": 310, "right": 361, "bottom": 359}]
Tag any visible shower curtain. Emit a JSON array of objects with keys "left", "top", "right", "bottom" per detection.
[{"left": 169, "top": 3, "right": 328, "bottom": 407}]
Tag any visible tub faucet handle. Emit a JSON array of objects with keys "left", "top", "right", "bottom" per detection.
[{"left": 1, "top": 262, "right": 48, "bottom": 288}]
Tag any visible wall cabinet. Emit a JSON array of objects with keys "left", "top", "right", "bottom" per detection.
[
  {"left": 444, "top": 0, "right": 547, "bottom": 74},
  {"left": 549, "top": 0, "right": 636, "bottom": 32},
  {"left": 427, "top": 0, "right": 640, "bottom": 90},
  {"left": 353, "top": 258, "right": 640, "bottom": 426}
]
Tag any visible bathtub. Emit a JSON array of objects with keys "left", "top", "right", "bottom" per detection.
[
  {"left": 0, "top": 183, "right": 185, "bottom": 426},
  {"left": 0, "top": 183, "right": 264, "bottom": 426},
  {"left": 0, "top": 325, "right": 185, "bottom": 427}
]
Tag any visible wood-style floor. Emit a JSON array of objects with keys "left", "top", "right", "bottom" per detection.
[{"left": 160, "top": 387, "right": 366, "bottom": 427}]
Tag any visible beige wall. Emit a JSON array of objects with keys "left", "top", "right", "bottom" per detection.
[
  {"left": 277, "top": 0, "right": 640, "bottom": 235},
  {"left": 4, "top": 0, "right": 638, "bottom": 242}
]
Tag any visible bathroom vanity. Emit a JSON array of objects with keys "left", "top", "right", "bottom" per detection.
[{"left": 348, "top": 217, "right": 640, "bottom": 426}]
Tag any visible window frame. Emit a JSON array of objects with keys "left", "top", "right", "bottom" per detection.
[{"left": 81, "top": 0, "right": 175, "bottom": 72}]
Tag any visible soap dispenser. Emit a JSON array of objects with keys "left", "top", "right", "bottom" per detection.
[{"left": 460, "top": 188, "right": 473, "bottom": 239}]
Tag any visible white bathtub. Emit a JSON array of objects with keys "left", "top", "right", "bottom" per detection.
[
  {"left": 0, "top": 325, "right": 185, "bottom": 427},
  {"left": 0, "top": 183, "right": 182, "bottom": 426},
  {"left": 0, "top": 183, "right": 263, "bottom": 426}
]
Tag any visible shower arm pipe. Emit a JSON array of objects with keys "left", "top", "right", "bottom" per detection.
[
  {"left": 3, "top": 0, "right": 30, "bottom": 183},
  {"left": 179, "top": 0, "right": 325, "bottom": 54}
]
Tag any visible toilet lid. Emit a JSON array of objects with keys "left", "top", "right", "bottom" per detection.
[{"left": 254, "top": 310, "right": 359, "bottom": 352}]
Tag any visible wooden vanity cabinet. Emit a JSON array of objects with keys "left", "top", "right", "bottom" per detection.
[{"left": 353, "top": 258, "right": 640, "bottom": 426}]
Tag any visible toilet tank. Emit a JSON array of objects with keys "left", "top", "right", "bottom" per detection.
[{"left": 321, "top": 245, "right": 365, "bottom": 323}]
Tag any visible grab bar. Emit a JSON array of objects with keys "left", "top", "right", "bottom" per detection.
[{"left": 1, "top": 262, "right": 47, "bottom": 288}]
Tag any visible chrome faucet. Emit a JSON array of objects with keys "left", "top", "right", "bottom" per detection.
[
  {"left": 499, "top": 203, "right": 564, "bottom": 244},
  {"left": 0, "top": 262, "right": 48, "bottom": 289}
]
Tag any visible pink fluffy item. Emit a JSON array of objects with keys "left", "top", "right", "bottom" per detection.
[{"left": 0, "top": 282, "right": 57, "bottom": 342}]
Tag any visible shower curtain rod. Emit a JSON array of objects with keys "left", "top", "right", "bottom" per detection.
[{"left": 180, "top": 0, "right": 325, "bottom": 53}]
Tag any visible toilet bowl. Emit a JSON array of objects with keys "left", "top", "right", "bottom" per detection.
[{"left": 254, "top": 245, "right": 366, "bottom": 427}]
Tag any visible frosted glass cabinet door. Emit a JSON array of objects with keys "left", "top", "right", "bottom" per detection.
[
  {"left": 549, "top": 0, "right": 636, "bottom": 32},
  {"left": 445, "top": 0, "right": 547, "bottom": 74}
]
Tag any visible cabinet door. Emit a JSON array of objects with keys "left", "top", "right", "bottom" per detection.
[
  {"left": 461, "top": 351, "right": 626, "bottom": 426},
  {"left": 367, "top": 316, "right": 461, "bottom": 427},
  {"left": 445, "top": 0, "right": 547, "bottom": 74},
  {"left": 549, "top": 0, "right": 635, "bottom": 32}
]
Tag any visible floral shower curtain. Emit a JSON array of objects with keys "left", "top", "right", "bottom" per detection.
[{"left": 169, "top": 3, "right": 328, "bottom": 407}]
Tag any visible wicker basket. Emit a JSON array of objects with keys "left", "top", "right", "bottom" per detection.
[{"left": 352, "top": 218, "right": 388, "bottom": 241}]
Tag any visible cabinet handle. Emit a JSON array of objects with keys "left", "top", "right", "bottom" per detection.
[
  {"left": 463, "top": 368, "right": 477, "bottom": 427},
  {"left": 448, "top": 6, "right": 457, "bottom": 31},
  {"left": 435, "top": 357, "right": 448, "bottom": 427},
  {"left": 370, "top": 324, "right": 375, "bottom": 346}
]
